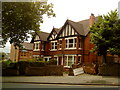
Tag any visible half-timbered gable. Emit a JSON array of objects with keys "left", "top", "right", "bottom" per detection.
[
  {"left": 57, "top": 20, "right": 79, "bottom": 38},
  {"left": 47, "top": 28, "right": 60, "bottom": 41}
]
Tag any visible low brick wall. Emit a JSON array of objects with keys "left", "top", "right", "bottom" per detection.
[
  {"left": 2, "top": 68, "right": 19, "bottom": 76},
  {"left": 25, "top": 65, "right": 63, "bottom": 76},
  {"left": 98, "top": 63, "right": 120, "bottom": 76}
]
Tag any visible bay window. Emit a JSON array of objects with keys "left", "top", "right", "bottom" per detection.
[{"left": 64, "top": 55, "right": 76, "bottom": 67}]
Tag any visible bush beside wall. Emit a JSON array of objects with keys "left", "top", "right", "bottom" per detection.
[
  {"left": 98, "top": 63, "right": 120, "bottom": 76},
  {"left": 25, "top": 65, "right": 63, "bottom": 76}
]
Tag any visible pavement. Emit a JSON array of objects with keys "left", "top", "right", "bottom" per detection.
[{"left": 2, "top": 74, "right": 120, "bottom": 86}]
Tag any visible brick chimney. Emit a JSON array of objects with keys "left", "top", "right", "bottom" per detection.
[{"left": 89, "top": 13, "right": 95, "bottom": 26}]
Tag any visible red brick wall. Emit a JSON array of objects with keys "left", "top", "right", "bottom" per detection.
[{"left": 83, "top": 34, "right": 97, "bottom": 63}]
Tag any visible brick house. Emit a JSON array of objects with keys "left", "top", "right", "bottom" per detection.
[
  {"left": 10, "top": 42, "right": 33, "bottom": 61},
  {"left": 31, "top": 14, "right": 97, "bottom": 68}
]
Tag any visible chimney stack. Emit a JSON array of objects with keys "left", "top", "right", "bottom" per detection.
[{"left": 89, "top": 13, "right": 95, "bottom": 26}]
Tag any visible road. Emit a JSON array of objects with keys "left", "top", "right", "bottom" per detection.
[{"left": 2, "top": 82, "right": 119, "bottom": 88}]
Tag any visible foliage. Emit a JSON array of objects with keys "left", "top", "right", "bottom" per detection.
[
  {"left": 90, "top": 9, "right": 120, "bottom": 63},
  {"left": 2, "top": 59, "right": 13, "bottom": 69},
  {"left": 47, "top": 59, "right": 57, "bottom": 65},
  {"left": 2, "top": 2, "right": 55, "bottom": 47}
]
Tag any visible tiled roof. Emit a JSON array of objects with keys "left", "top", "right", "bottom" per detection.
[
  {"left": 67, "top": 17, "right": 98, "bottom": 36},
  {"left": 54, "top": 28, "right": 61, "bottom": 33},
  {"left": 37, "top": 31, "right": 50, "bottom": 41},
  {"left": 21, "top": 42, "right": 33, "bottom": 50}
]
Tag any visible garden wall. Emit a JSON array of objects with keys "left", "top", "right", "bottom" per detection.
[
  {"left": 25, "top": 65, "right": 63, "bottom": 76},
  {"left": 98, "top": 63, "right": 120, "bottom": 76}
]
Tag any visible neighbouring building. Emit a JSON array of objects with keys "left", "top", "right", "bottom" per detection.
[{"left": 10, "top": 42, "right": 33, "bottom": 62}]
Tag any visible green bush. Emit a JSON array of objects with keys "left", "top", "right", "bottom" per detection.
[
  {"left": 47, "top": 59, "right": 57, "bottom": 65},
  {"left": 2, "top": 59, "right": 13, "bottom": 69},
  {"left": 29, "top": 61, "right": 47, "bottom": 67}
]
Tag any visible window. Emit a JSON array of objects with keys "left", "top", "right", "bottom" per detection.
[
  {"left": 44, "top": 56, "right": 51, "bottom": 61},
  {"left": 66, "top": 37, "right": 76, "bottom": 49},
  {"left": 59, "top": 39, "right": 62, "bottom": 49},
  {"left": 64, "top": 55, "right": 76, "bottom": 67},
  {"left": 41, "top": 42, "right": 45, "bottom": 51},
  {"left": 33, "top": 55, "right": 40, "bottom": 59},
  {"left": 51, "top": 41, "right": 57, "bottom": 50},
  {"left": 34, "top": 42, "right": 40, "bottom": 51},
  {"left": 21, "top": 52, "right": 27, "bottom": 57}
]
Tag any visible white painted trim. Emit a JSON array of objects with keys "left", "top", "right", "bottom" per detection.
[
  {"left": 50, "top": 49, "right": 57, "bottom": 51},
  {"left": 65, "top": 36, "right": 77, "bottom": 40},
  {"left": 65, "top": 47, "right": 77, "bottom": 50}
]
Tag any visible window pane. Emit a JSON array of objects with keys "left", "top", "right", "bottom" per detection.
[
  {"left": 55, "top": 46, "right": 57, "bottom": 49},
  {"left": 74, "top": 56, "right": 76, "bottom": 64},
  {"left": 69, "top": 39, "right": 73, "bottom": 43},
  {"left": 69, "top": 43, "right": 73, "bottom": 48},
  {"left": 68, "top": 56, "right": 72, "bottom": 66},
  {"left": 55, "top": 42, "right": 57, "bottom": 45},
  {"left": 64, "top": 56, "right": 67, "bottom": 66}
]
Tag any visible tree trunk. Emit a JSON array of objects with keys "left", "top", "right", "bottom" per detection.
[{"left": 102, "top": 54, "right": 107, "bottom": 64}]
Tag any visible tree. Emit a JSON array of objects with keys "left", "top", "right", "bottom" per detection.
[
  {"left": 90, "top": 9, "right": 120, "bottom": 63},
  {"left": 2, "top": 2, "right": 55, "bottom": 48}
]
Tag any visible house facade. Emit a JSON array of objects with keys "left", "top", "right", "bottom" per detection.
[{"left": 31, "top": 14, "right": 97, "bottom": 68}]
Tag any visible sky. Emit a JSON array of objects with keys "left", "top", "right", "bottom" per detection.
[{"left": 1, "top": 0, "right": 120, "bottom": 53}]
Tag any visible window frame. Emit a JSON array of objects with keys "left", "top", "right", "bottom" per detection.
[
  {"left": 51, "top": 40, "right": 57, "bottom": 51},
  {"left": 65, "top": 37, "right": 77, "bottom": 49},
  {"left": 33, "top": 41, "right": 40, "bottom": 51}
]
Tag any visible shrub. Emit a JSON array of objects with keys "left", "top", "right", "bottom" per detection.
[
  {"left": 2, "top": 59, "right": 13, "bottom": 69},
  {"left": 29, "top": 61, "right": 47, "bottom": 67},
  {"left": 47, "top": 59, "right": 57, "bottom": 65}
]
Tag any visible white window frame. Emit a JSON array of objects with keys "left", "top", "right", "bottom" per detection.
[
  {"left": 59, "top": 39, "right": 62, "bottom": 50},
  {"left": 33, "top": 55, "right": 40, "bottom": 59},
  {"left": 64, "top": 55, "right": 76, "bottom": 68},
  {"left": 41, "top": 42, "right": 45, "bottom": 51},
  {"left": 51, "top": 40, "right": 57, "bottom": 51},
  {"left": 65, "top": 37, "right": 77, "bottom": 49},
  {"left": 33, "top": 41, "right": 40, "bottom": 51}
]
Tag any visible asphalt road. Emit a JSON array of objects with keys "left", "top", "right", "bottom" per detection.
[{"left": 2, "top": 82, "right": 120, "bottom": 88}]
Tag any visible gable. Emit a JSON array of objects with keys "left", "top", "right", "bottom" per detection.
[
  {"left": 59, "top": 23, "right": 78, "bottom": 38},
  {"left": 48, "top": 28, "right": 59, "bottom": 40},
  {"left": 34, "top": 35, "right": 40, "bottom": 41}
]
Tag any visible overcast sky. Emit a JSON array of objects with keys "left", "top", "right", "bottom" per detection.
[{"left": 1, "top": 0, "right": 120, "bottom": 53}]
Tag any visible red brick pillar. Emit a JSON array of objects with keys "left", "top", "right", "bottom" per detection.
[{"left": 76, "top": 55, "right": 78, "bottom": 64}]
